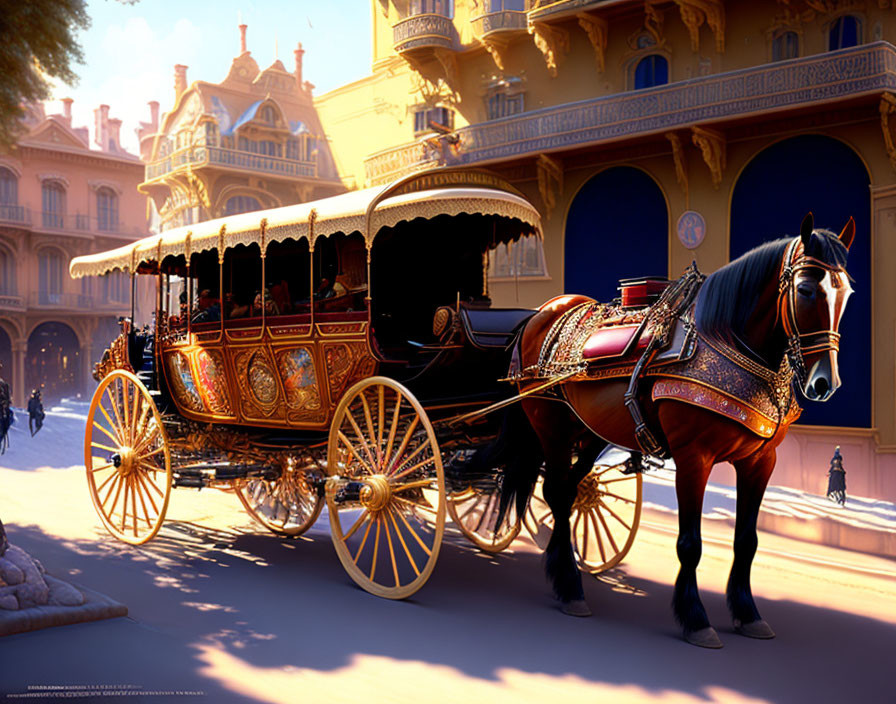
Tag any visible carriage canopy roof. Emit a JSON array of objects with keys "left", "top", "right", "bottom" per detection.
[{"left": 69, "top": 170, "right": 543, "bottom": 279}]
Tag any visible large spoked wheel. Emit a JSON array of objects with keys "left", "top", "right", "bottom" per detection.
[
  {"left": 326, "top": 377, "right": 445, "bottom": 599},
  {"left": 236, "top": 466, "right": 323, "bottom": 536},
  {"left": 524, "top": 461, "right": 642, "bottom": 574},
  {"left": 447, "top": 468, "right": 521, "bottom": 553},
  {"left": 84, "top": 370, "right": 172, "bottom": 545}
]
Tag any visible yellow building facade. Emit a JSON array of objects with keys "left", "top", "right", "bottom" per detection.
[{"left": 314, "top": 0, "right": 896, "bottom": 500}]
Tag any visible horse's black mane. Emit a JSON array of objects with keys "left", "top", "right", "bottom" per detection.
[{"left": 695, "top": 229, "right": 849, "bottom": 352}]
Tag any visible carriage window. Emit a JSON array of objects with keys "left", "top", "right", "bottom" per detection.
[
  {"left": 488, "top": 236, "right": 548, "bottom": 279},
  {"left": 312, "top": 232, "right": 367, "bottom": 314},
  {"left": 188, "top": 249, "right": 221, "bottom": 326},
  {"left": 222, "top": 243, "right": 261, "bottom": 321},
  {"left": 265, "top": 238, "right": 312, "bottom": 318}
]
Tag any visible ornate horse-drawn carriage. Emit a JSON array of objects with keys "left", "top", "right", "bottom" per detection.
[{"left": 71, "top": 169, "right": 642, "bottom": 599}]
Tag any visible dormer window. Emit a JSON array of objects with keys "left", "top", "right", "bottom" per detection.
[{"left": 260, "top": 105, "right": 277, "bottom": 125}]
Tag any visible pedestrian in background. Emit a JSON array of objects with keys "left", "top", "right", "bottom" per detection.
[
  {"left": 28, "top": 389, "right": 45, "bottom": 437},
  {"left": 827, "top": 445, "right": 847, "bottom": 506}
]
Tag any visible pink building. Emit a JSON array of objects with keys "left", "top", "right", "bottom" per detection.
[{"left": 0, "top": 101, "right": 149, "bottom": 406}]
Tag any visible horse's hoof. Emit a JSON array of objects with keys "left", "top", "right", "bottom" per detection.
[
  {"left": 684, "top": 627, "right": 723, "bottom": 649},
  {"left": 734, "top": 619, "right": 776, "bottom": 639},
  {"left": 560, "top": 599, "right": 592, "bottom": 617}
]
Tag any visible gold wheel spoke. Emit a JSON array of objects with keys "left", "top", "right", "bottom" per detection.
[
  {"left": 131, "top": 476, "right": 139, "bottom": 537},
  {"left": 458, "top": 498, "right": 481, "bottom": 521},
  {"left": 91, "top": 441, "right": 121, "bottom": 454},
  {"left": 392, "top": 504, "right": 432, "bottom": 556},
  {"left": 359, "top": 392, "right": 380, "bottom": 466},
  {"left": 599, "top": 490, "right": 636, "bottom": 504},
  {"left": 337, "top": 431, "right": 375, "bottom": 474},
  {"left": 389, "top": 436, "right": 433, "bottom": 478},
  {"left": 345, "top": 407, "right": 378, "bottom": 470},
  {"left": 92, "top": 421, "right": 121, "bottom": 448},
  {"left": 387, "top": 507, "right": 420, "bottom": 577},
  {"left": 368, "top": 515, "right": 382, "bottom": 581},
  {"left": 134, "top": 472, "right": 160, "bottom": 516},
  {"left": 352, "top": 512, "right": 375, "bottom": 564},
  {"left": 381, "top": 511, "right": 401, "bottom": 587},
  {"left": 130, "top": 386, "right": 140, "bottom": 445},
  {"left": 599, "top": 476, "right": 638, "bottom": 485},
  {"left": 393, "top": 495, "right": 437, "bottom": 515},
  {"left": 594, "top": 506, "right": 619, "bottom": 554},
  {"left": 386, "top": 415, "right": 419, "bottom": 474},
  {"left": 390, "top": 453, "right": 434, "bottom": 482},
  {"left": 581, "top": 509, "right": 590, "bottom": 561},
  {"left": 134, "top": 478, "right": 154, "bottom": 528},
  {"left": 383, "top": 394, "right": 403, "bottom": 468},
  {"left": 97, "top": 402, "right": 123, "bottom": 445},
  {"left": 94, "top": 469, "right": 119, "bottom": 495},
  {"left": 90, "top": 462, "right": 115, "bottom": 473},
  {"left": 120, "top": 477, "right": 130, "bottom": 532},
  {"left": 589, "top": 511, "right": 607, "bottom": 563},
  {"left": 120, "top": 379, "right": 130, "bottom": 435},
  {"left": 376, "top": 386, "right": 385, "bottom": 455},
  {"left": 598, "top": 498, "right": 631, "bottom": 531},
  {"left": 343, "top": 509, "right": 370, "bottom": 541},
  {"left": 105, "top": 387, "right": 126, "bottom": 441},
  {"left": 133, "top": 419, "right": 159, "bottom": 455},
  {"left": 102, "top": 474, "right": 123, "bottom": 511},
  {"left": 390, "top": 478, "right": 434, "bottom": 493},
  {"left": 138, "top": 469, "right": 165, "bottom": 497},
  {"left": 140, "top": 446, "right": 165, "bottom": 460}
]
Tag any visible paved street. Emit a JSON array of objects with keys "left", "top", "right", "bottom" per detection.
[{"left": 1, "top": 439, "right": 894, "bottom": 704}]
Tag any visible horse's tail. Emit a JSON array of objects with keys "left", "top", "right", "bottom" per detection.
[{"left": 495, "top": 402, "right": 544, "bottom": 521}]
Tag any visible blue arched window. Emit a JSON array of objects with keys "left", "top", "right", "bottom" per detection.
[
  {"left": 829, "top": 15, "right": 860, "bottom": 50},
  {"left": 634, "top": 55, "right": 668, "bottom": 90},
  {"left": 224, "top": 196, "right": 262, "bottom": 216},
  {"left": 772, "top": 31, "right": 799, "bottom": 61}
]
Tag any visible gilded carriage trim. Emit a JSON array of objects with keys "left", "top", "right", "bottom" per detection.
[
  {"left": 315, "top": 321, "right": 368, "bottom": 337},
  {"left": 652, "top": 378, "right": 800, "bottom": 438},
  {"left": 246, "top": 351, "right": 279, "bottom": 409},
  {"left": 268, "top": 323, "right": 313, "bottom": 338},
  {"left": 164, "top": 351, "right": 204, "bottom": 412},
  {"left": 94, "top": 332, "right": 134, "bottom": 381},
  {"left": 194, "top": 348, "right": 234, "bottom": 417},
  {"left": 226, "top": 327, "right": 264, "bottom": 341},
  {"left": 324, "top": 342, "right": 378, "bottom": 404}
]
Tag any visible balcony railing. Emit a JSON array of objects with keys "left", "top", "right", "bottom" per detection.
[
  {"left": 0, "top": 204, "right": 30, "bottom": 226},
  {"left": 472, "top": 9, "right": 527, "bottom": 38},
  {"left": 526, "top": 0, "right": 602, "bottom": 21},
  {"left": 27, "top": 292, "right": 129, "bottom": 310},
  {"left": 144, "top": 145, "right": 317, "bottom": 181},
  {"left": 393, "top": 13, "right": 456, "bottom": 54},
  {"left": 31, "top": 211, "right": 142, "bottom": 237},
  {"left": 0, "top": 294, "right": 25, "bottom": 311},
  {"left": 364, "top": 141, "right": 438, "bottom": 186}
]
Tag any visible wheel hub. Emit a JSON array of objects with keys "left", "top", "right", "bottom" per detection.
[
  {"left": 112, "top": 447, "right": 137, "bottom": 476},
  {"left": 360, "top": 474, "right": 392, "bottom": 512},
  {"left": 572, "top": 472, "right": 602, "bottom": 512}
]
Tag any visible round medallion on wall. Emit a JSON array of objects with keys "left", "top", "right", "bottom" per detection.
[
  {"left": 247, "top": 352, "right": 278, "bottom": 407},
  {"left": 677, "top": 211, "right": 706, "bottom": 250}
]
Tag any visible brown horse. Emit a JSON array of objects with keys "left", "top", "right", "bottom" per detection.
[{"left": 498, "top": 213, "right": 855, "bottom": 648}]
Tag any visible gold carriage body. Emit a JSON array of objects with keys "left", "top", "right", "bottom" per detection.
[{"left": 71, "top": 168, "right": 642, "bottom": 597}]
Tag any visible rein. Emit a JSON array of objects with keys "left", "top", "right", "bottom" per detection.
[{"left": 777, "top": 238, "right": 844, "bottom": 387}]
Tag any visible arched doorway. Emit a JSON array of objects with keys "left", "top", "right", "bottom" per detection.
[
  {"left": 565, "top": 166, "right": 668, "bottom": 302},
  {"left": 0, "top": 324, "right": 11, "bottom": 390},
  {"left": 730, "top": 135, "right": 870, "bottom": 427},
  {"left": 26, "top": 322, "right": 81, "bottom": 400}
]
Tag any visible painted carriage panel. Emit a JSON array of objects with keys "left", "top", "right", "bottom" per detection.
[
  {"left": 274, "top": 346, "right": 326, "bottom": 424},
  {"left": 194, "top": 348, "right": 235, "bottom": 418},
  {"left": 164, "top": 350, "right": 205, "bottom": 413}
]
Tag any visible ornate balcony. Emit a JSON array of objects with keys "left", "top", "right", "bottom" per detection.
[
  {"left": 0, "top": 294, "right": 25, "bottom": 312},
  {"left": 143, "top": 145, "right": 316, "bottom": 183},
  {"left": 0, "top": 204, "right": 30, "bottom": 227},
  {"left": 393, "top": 13, "right": 456, "bottom": 56},
  {"left": 526, "top": 0, "right": 603, "bottom": 22},
  {"left": 364, "top": 141, "right": 438, "bottom": 186},
  {"left": 472, "top": 10, "right": 527, "bottom": 69}
]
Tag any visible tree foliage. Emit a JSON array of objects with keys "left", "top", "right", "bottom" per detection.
[{"left": 0, "top": 0, "right": 90, "bottom": 148}]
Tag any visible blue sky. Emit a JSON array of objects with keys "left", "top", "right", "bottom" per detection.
[{"left": 48, "top": 0, "right": 371, "bottom": 154}]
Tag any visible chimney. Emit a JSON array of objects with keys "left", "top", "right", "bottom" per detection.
[
  {"left": 94, "top": 104, "right": 110, "bottom": 151},
  {"left": 294, "top": 43, "right": 304, "bottom": 89},
  {"left": 148, "top": 101, "right": 160, "bottom": 131},
  {"left": 174, "top": 64, "right": 188, "bottom": 99},
  {"left": 239, "top": 24, "right": 248, "bottom": 54},
  {"left": 61, "top": 98, "right": 73, "bottom": 125},
  {"left": 108, "top": 118, "right": 122, "bottom": 152}
]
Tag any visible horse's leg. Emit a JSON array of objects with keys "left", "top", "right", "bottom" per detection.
[
  {"left": 728, "top": 450, "right": 777, "bottom": 639},
  {"left": 671, "top": 450, "right": 721, "bottom": 648}
]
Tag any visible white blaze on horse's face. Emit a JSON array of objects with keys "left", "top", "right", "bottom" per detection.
[{"left": 794, "top": 267, "right": 852, "bottom": 402}]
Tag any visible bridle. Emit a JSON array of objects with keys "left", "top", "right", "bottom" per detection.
[{"left": 777, "top": 237, "right": 846, "bottom": 387}]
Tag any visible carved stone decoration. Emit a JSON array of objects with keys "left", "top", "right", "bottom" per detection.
[
  {"left": 481, "top": 35, "right": 512, "bottom": 71},
  {"left": 691, "top": 126, "right": 726, "bottom": 188},
  {"left": 879, "top": 93, "right": 896, "bottom": 172},
  {"left": 536, "top": 153, "right": 563, "bottom": 220},
  {"left": 666, "top": 132, "right": 689, "bottom": 201},
  {"left": 645, "top": 0, "right": 666, "bottom": 42},
  {"left": 577, "top": 14, "right": 609, "bottom": 74},
  {"left": 530, "top": 22, "right": 570, "bottom": 78},
  {"left": 675, "top": 0, "right": 725, "bottom": 53}
]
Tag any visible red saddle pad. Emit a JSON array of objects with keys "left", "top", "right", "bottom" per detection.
[{"left": 582, "top": 323, "right": 651, "bottom": 361}]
